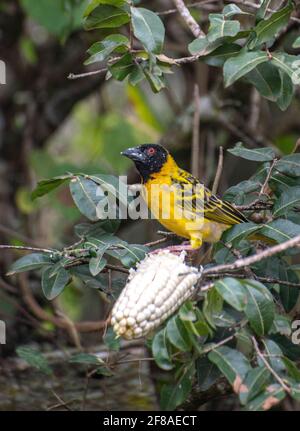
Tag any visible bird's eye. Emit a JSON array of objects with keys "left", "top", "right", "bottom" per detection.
[{"left": 147, "top": 147, "right": 156, "bottom": 156}]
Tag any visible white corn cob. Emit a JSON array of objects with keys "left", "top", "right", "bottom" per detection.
[{"left": 111, "top": 250, "right": 201, "bottom": 340}]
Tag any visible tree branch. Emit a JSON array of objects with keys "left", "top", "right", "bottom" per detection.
[
  {"left": 252, "top": 336, "right": 291, "bottom": 394},
  {"left": 212, "top": 146, "right": 223, "bottom": 195},
  {"left": 173, "top": 0, "right": 206, "bottom": 37},
  {"left": 18, "top": 274, "right": 108, "bottom": 334},
  {"left": 202, "top": 234, "right": 300, "bottom": 277},
  {"left": 191, "top": 84, "right": 201, "bottom": 177},
  {"left": 68, "top": 68, "right": 107, "bottom": 80},
  {"left": 0, "top": 244, "right": 54, "bottom": 254}
]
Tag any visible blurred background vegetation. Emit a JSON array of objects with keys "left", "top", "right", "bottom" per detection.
[{"left": 0, "top": 0, "right": 300, "bottom": 411}]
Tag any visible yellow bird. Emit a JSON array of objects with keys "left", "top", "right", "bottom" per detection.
[{"left": 122, "top": 144, "right": 248, "bottom": 250}]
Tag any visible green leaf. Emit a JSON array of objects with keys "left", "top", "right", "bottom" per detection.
[
  {"left": 276, "top": 154, "right": 300, "bottom": 177},
  {"left": 223, "top": 4, "right": 249, "bottom": 18},
  {"left": 87, "top": 237, "right": 109, "bottom": 276},
  {"left": 42, "top": 267, "right": 70, "bottom": 300},
  {"left": 291, "top": 383, "right": 300, "bottom": 401},
  {"left": 228, "top": 142, "right": 275, "bottom": 161},
  {"left": 104, "top": 327, "right": 120, "bottom": 351},
  {"left": 256, "top": 0, "right": 272, "bottom": 21},
  {"left": 182, "top": 311, "right": 212, "bottom": 339},
  {"left": 271, "top": 52, "right": 300, "bottom": 82},
  {"left": 69, "top": 353, "right": 105, "bottom": 365},
  {"left": 222, "top": 222, "right": 262, "bottom": 246},
  {"left": 208, "top": 346, "right": 251, "bottom": 387},
  {"left": 128, "top": 65, "right": 145, "bottom": 86},
  {"left": 260, "top": 219, "right": 300, "bottom": 244},
  {"left": 70, "top": 176, "right": 100, "bottom": 221},
  {"left": 20, "top": 0, "right": 86, "bottom": 38},
  {"left": 179, "top": 301, "right": 197, "bottom": 322},
  {"left": 109, "top": 53, "right": 135, "bottom": 81},
  {"left": 259, "top": 339, "right": 286, "bottom": 374},
  {"left": 7, "top": 253, "right": 53, "bottom": 275},
  {"left": 270, "top": 334, "right": 300, "bottom": 362},
  {"left": 214, "top": 277, "right": 248, "bottom": 312},
  {"left": 249, "top": 1, "right": 294, "bottom": 49},
  {"left": 208, "top": 15, "right": 240, "bottom": 43},
  {"left": 271, "top": 314, "right": 292, "bottom": 336},
  {"left": 188, "top": 37, "right": 210, "bottom": 55},
  {"left": 84, "top": 0, "right": 126, "bottom": 18},
  {"left": 84, "top": 4, "right": 130, "bottom": 30},
  {"left": 88, "top": 174, "right": 130, "bottom": 207},
  {"left": 273, "top": 186, "right": 300, "bottom": 217},
  {"left": 223, "top": 180, "right": 261, "bottom": 204},
  {"left": 276, "top": 71, "right": 294, "bottom": 111},
  {"left": 160, "top": 362, "right": 194, "bottom": 410},
  {"left": 223, "top": 50, "right": 268, "bottom": 87},
  {"left": 203, "top": 288, "right": 223, "bottom": 328},
  {"left": 131, "top": 7, "right": 165, "bottom": 54},
  {"left": 247, "top": 384, "right": 285, "bottom": 411},
  {"left": 152, "top": 328, "right": 174, "bottom": 371},
  {"left": 85, "top": 34, "right": 129, "bottom": 65},
  {"left": 239, "top": 367, "right": 271, "bottom": 405},
  {"left": 31, "top": 174, "right": 71, "bottom": 200},
  {"left": 204, "top": 43, "right": 241, "bottom": 67},
  {"left": 166, "top": 315, "right": 192, "bottom": 352},
  {"left": 196, "top": 356, "right": 221, "bottom": 391},
  {"left": 293, "top": 36, "right": 300, "bottom": 49},
  {"left": 282, "top": 357, "right": 300, "bottom": 382},
  {"left": 236, "top": 328, "right": 253, "bottom": 357},
  {"left": 89, "top": 252, "right": 107, "bottom": 276},
  {"left": 245, "top": 62, "right": 281, "bottom": 102},
  {"left": 114, "top": 243, "right": 148, "bottom": 268},
  {"left": 277, "top": 266, "right": 300, "bottom": 312},
  {"left": 16, "top": 346, "right": 52, "bottom": 375},
  {"left": 143, "top": 64, "right": 167, "bottom": 92},
  {"left": 243, "top": 279, "right": 275, "bottom": 336}
]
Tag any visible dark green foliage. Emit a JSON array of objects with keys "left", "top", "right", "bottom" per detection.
[
  {"left": 9, "top": 0, "right": 300, "bottom": 412},
  {"left": 78, "top": 1, "right": 300, "bottom": 110}
]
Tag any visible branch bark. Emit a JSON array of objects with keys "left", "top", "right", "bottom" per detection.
[
  {"left": 18, "top": 274, "right": 108, "bottom": 334},
  {"left": 202, "top": 234, "right": 300, "bottom": 277},
  {"left": 173, "top": 0, "right": 206, "bottom": 37}
]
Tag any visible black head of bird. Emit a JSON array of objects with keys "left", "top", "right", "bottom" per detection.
[{"left": 121, "top": 144, "right": 168, "bottom": 181}]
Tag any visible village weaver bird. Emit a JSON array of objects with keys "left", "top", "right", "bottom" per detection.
[{"left": 122, "top": 143, "right": 249, "bottom": 251}]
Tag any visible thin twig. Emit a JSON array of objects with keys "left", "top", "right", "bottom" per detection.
[
  {"left": 49, "top": 390, "right": 74, "bottom": 411},
  {"left": 191, "top": 84, "right": 201, "bottom": 178},
  {"left": 235, "top": 202, "right": 273, "bottom": 211},
  {"left": 0, "top": 224, "right": 42, "bottom": 247},
  {"left": 202, "top": 234, "right": 300, "bottom": 276},
  {"left": 226, "top": 0, "right": 300, "bottom": 23},
  {"left": 105, "top": 264, "right": 129, "bottom": 274},
  {"left": 158, "top": 0, "right": 218, "bottom": 15},
  {"left": 259, "top": 158, "right": 278, "bottom": 197},
  {"left": 252, "top": 336, "right": 291, "bottom": 394},
  {"left": 173, "top": 0, "right": 206, "bottom": 37},
  {"left": 206, "top": 273, "right": 300, "bottom": 288},
  {"left": 202, "top": 333, "right": 236, "bottom": 354},
  {"left": 53, "top": 300, "right": 82, "bottom": 350},
  {"left": 0, "top": 244, "right": 54, "bottom": 254},
  {"left": 201, "top": 320, "right": 248, "bottom": 353},
  {"left": 145, "top": 237, "right": 169, "bottom": 248},
  {"left": 18, "top": 274, "right": 108, "bottom": 333},
  {"left": 68, "top": 68, "right": 107, "bottom": 80},
  {"left": 212, "top": 146, "right": 223, "bottom": 195}
]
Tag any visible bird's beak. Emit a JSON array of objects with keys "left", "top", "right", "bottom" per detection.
[{"left": 121, "top": 147, "right": 146, "bottom": 163}]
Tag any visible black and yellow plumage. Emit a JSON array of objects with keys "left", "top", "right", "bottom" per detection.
[{"left": 122, "top": 144, "right": 248, "bottom": 249}]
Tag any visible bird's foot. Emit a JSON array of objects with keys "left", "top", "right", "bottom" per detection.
[{"left": 150, "top": 241, "right": 200, "bottom": 255}]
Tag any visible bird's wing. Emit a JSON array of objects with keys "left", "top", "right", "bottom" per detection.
[{"left": 171, "top": 169, "right": 247, "bottom": 225}]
